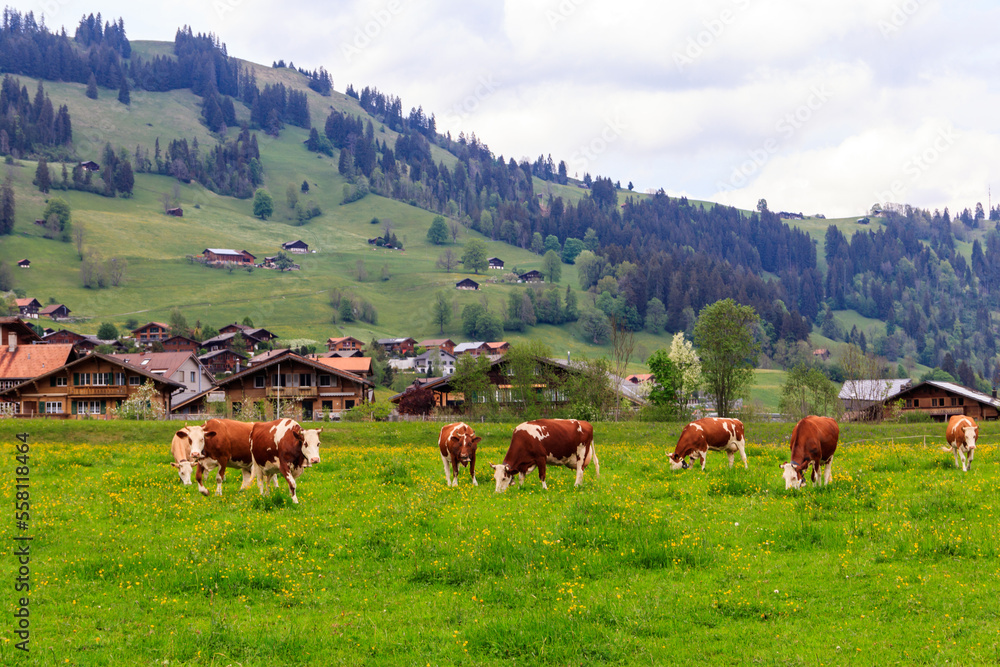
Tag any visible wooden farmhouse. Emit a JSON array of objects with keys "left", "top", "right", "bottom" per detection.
[
  {"left": 219, "top": 323, "right": 278, "bottom": 344},
  {"left": 518, "top": 270, "right": 543, "bottom": 283},
  {"left": 133, "top": 322, "right": 171, "bottom": 345},
  {"left": 887, "top": 380, "right": 1000, "bottom": 421},
  {"left": 17, "top": 258, "right": 30, "bottom": 268},
  {"left": 41, "top": 329, "right": 124, "bottom": 354},
  {"left": 198, "top": 349, "right": 248, "bottom": 375},
  {"left": 39, "top": 304, "right": 71, "bottom": 320},
  {"left": 182, "top": 350, "right": 373, "bottom": 421},
  {"left": 281, "top": 240, "right": 309, "bottom": 253},
  {"left": 376, "top": 337, "right": 416, "bottom": 356},
  {"left": 418, "top": 339, "right": 455, "bottom": 355},
  {"left": 202, "top": 248, "right": 256, "bottom": 265},
  {"left": 0, "top": 317, "right": 42, "bottom": 347},
  {"left": 453, "top": 342, "right": 488, "bottom": 357},
  {"left": 327, "top": 336, "right": 365, "bottom": 353},
  {"left": 456, "top": 278, "right": 480, "bottom": 290},
  {"left": 0, "top": 352, "right": 183, "bottom": 418},
  {"left": 15, "top": 298, "right": 41, "bottom": 318},
  {"left": 166, "top": 207, "right": 183, "bottom": 217},
  {"left": 162, "top": 335, "right": 201, "bottom": 353},
  {"left": 488, "top": 257, "right": 504, "bottom": 270}
]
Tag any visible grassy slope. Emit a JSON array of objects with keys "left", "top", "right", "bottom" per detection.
[{"left": 2, "top": 420, "right": 999, "bottom": 665}]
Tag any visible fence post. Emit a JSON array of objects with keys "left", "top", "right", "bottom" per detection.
[{"left": 923, "top": 435, "right": 926, "bottom": 447}]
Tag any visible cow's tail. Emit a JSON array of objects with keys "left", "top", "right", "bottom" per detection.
[
  {"left": 940, "top": 445, "right": 954, "bottom": 453},
  {"left": 584, "top": 441, "right": 600, "bottom": 478}
]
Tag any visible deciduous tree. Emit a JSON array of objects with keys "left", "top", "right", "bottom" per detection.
[{"left": 694, "top": 299, "right": 760, "bottom": 418}]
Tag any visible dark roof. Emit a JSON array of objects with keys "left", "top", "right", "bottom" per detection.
[
  {"left": 212, "top": 350, "right": 373, "bottom": 388},
  {"left": 198, "top": 348, "right": 249, "bottom": 361},
  {"left": 0, "top": 352, "right": 185, "bottom": 397},
  {"left": 0, "top": 317, "right": 42, "bottom": 343}
]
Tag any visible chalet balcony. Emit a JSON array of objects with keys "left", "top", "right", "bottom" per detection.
[
  {"left": 69, "top": 386, "right": 129, "bottom": 397},
  {"left": 265, "top": 386, "right": 318, "bottom": 399}
]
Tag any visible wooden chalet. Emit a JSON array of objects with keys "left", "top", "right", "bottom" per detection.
[
  {"left": 518, "top": 270, "right": 543, "bottom": 283},
  {"left": 219, "top": 323, "right": 277, "bottom": 344},
  {"left": 418, "top": 339, "right": 455, "bottom": 355},
  {"left": 41, "top": 329, "right": 123, "bottom": 354},
  {"left": 888, "top": 380, "right": 1000, "bottom": 421},
  {"left": 201, "top": 331, "right": 266, "bottom": 353},
  {"left": 198, "top": 348, "right": 248, "bottom": 375},
  {"left": 15, "top": 298, "right": 41, "bottom": 318},
  {"left": 78, "top": 160, "right": 100, "bottom": 171},
  {"left": 162, "top": 335, "right": 201, "bottom": 354},
  {"left": 281, "top": 240, "right": 309, "bottom": 254},
  {"left": 17, "top": 258, "right": 30, "bottom": 268},
  {"left": 327, "top": 336, "right": 365, "bottom": 353},
  {"left": 0, "top": 352, "right": 183, "bottom": 418},
  {"left": 377, "top": 337, "right": 416, "bottom": 356},
  {"left": 1, "top": 342, "right": 78, "bottom": 391},
  {"left": 485, "top": 342, "right": 510, "bottom": 356},
  {"left": 39, "top": 304, "right": 71, "bottom": 320},
  {"left": 453, "top": 342, "right": 488, "bottom": 356},
  {"left": 166, "top": 207, "right": 183, "bottom": 217},
  {"left": 488, "top": 257, "right": 504, "bottom": 270},
  {"left": 202, "top": 248, "right": 256, "bottom": 265},
  {"left": 183, "top": 350, "right": 373, "bottom": 421},
  {"left": 626, "top": 373, "right": 654, "bottom": 385},
  {"left": 133, "top": 322, "right": 172, "bottom": 345},
  {"left": 0, "top": 317, "right": 42, "bottom": 347},
  {"left": 456, "top": 278, "right": 480, "bottom": 290}
]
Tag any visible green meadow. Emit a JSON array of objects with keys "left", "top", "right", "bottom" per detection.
[{"left": 1, "top": 419, "right": 998, "bottom": 665}]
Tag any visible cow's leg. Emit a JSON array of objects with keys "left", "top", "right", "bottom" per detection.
[
  {"left": 726, "top": 449, "right": 735, "bottom": 469},
  {"left": 824, "top": 458, "right": 834, "bottom": 485},
  {"left": 538, "top": 459, "right": 548, "bottom": 490},
  {"left": 518, "top": 472, "right": 526, "bottom": 486},
  {"left": 700, "top": 450, "right": 708, "bottom": 471},
  {"left": 252, "top": 461, "right": 268, "bottom": 494},
  {"left": 279, "top": 459, "right": 298, "bottom": 504},
  {"left": 959, "top": 448, "right": 970, "bottom": 472},
  {"left": 470, "top": 453, "right": 477, "bottom": 486},
  {"left": 967, "top": 447, "right": 974, "bottom": 471},
  {"left": 214, "top": 457, "right": 229, "bottom": 496},
  {"left": 196, "top": 463, "right": 209, "bottom": 497},
  {"left": 737, "top": 439, "right": 748, "bottom": 469},
  {"left": 575, "top": 452, "right": 585, "bottom": 486},
  {"left": 441, "top": 453, "right": 453, "bottom": 487},
  {"left": 952, "top": 447, "right": 961, "bottom": 469},
  {"left": 451, "top": 457, "right": 461, "bottom": 487},
  {"left": 591, "top": 447, "right": 600, "bottom": 478},
  {"left": 240, "top": 468, "right": 252, "bottom": 490}
]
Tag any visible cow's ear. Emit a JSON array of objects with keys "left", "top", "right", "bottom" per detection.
[
  {"left": 170, "top": 462, "right": 180, "bottom": 468},
  {"left": 204, "top": 431, "right": 216, "bottom": 439},
  {"left": 175, "top": 430, "right": 189, "bottom": 440},
  {"left": 471, "top": 437, "right": 482, "bottom": 446},
  {"left": 490, "top": 463, "right": 499, "bottom": 470},
  {"left": 316, "top": 428, "right": 323, "bottom": 434}
]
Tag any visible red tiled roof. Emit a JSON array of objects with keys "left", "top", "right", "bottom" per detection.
[{"left": 0, "top": 344, "right": 76, "bottom": 379}]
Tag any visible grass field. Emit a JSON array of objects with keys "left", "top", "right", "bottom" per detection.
[{"left": 2, "top": 419, "right": 999, "bottom": 665}]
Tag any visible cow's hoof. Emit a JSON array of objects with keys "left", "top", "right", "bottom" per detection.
[
  {"left": 472, "top": 478, "right": 478, "bottom": 486},
  {"left": 199, "top": 489, "right": 208, "bottom": 497}
]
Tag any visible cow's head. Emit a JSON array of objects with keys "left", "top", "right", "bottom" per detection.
[
  {"left": 963, "top": 425, "right": 978, "bottom": 452},
  {"left": 170, "top": 459, "right": 195, "bottom": 485},
  {"left": 301, "top": 427, "right": 323, "bottom": 466},
  {"left": 779, "top": 461, "right": 808, "bottom": 489},
  {"left": 668, "top": 453, "right": 690, "bottom": 470},
  {"left": 189, "top": 425, "right": 214, "bottom": 459},
  {"left": 490, "top": 463, "right": 517, "bottom": 492},
  {"left": 451, "top": 428, "right": 481, "bottom": 464}
]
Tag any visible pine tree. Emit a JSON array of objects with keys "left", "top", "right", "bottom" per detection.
[
  {"left": 86, "top": 73, "right": 98, "bottom": 99},
  {"left": 0, "top": 173, "right": 15, "bottom": 235},
  {"left": 34, "top": 157, "right": 51, "bottom": 193},
  {"left": 118, "top": 77, "right": 130, "bottom": 105}
]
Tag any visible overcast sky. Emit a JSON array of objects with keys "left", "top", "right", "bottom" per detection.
[{"left": 33, "top": 0, "right": 1000, "bottom": 217}]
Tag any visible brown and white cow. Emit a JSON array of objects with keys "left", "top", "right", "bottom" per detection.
[
  {"left": 780, "top": 415, "right": 839, "bottom": 490},
  {"left": 943, "top": 415, "right": 978, "bottom": 472},
  {"left": 169, "top": 425, "right": 207, "bottom": 485},
  {"left": 668, "top": 417, "right": 747, "bottom": 471},
  {"left": 439, "top": 422, "right": 481, "bottom": 487},
  {"left": 243, "top": 419, "right": 322, "bottom": 504},
  {"left": 190, "top": 418, "right": 259, "bottom": 497},
  {"left": 490, "top": 419, "right": 599, "bottom": 492}
]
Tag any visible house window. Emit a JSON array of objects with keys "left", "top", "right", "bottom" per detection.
[
  {"left": 129, "top": 376, "right": 141, "bottom": 386},
  {"left": 44, "top": 401, "right": 63, "bottom": 414},
  {"left": 319, "top": 375, "right": 331, "bottom": 387},
  {"left": 271, "top": 374, "right": 287, "bottom": 387},
  {"left": 322, "top": 400, "right": 333, "bottom": 411},
  {"left": 255, "top": 376, "right": 266, "bottom": 389},
  {"left": 116, "top": 373, "right": 126, "bottom": 386},
  {"left": 913, "top": 399, "right": 919, "bottom": 408},
  {"left": 50, "top": 376, "right": 67, "bottom": 387},
  {"left": 299, "top": 374, "right": 312, "bottom": 387},
  {"left": 190, "top": 371, "right": 196, "bottom": 383}
]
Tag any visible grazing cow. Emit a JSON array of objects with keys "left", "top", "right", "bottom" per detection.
[
  {"left": 780, "top": 415, "right": 839, "bottom": 490},
  {"left": 244, "top": 419, "right": 322, "bottom": 504},
  {"left": 490, "top": 419, "right": 599, "bottom": 492},
  {"left": 439, "top": 422, "right": 482, "bottom": 487},
  {"left": 668, "top": 417, "right": 748, "bottom": 471},
  {"left": 169, "top": 425, "right": 207, "bottom": 485},
  {"left": 190, "top": 418, "right": 259, "bottom": 497},
  {"left": 944, "top": 415, "right": 978, "bottom": 472}
]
